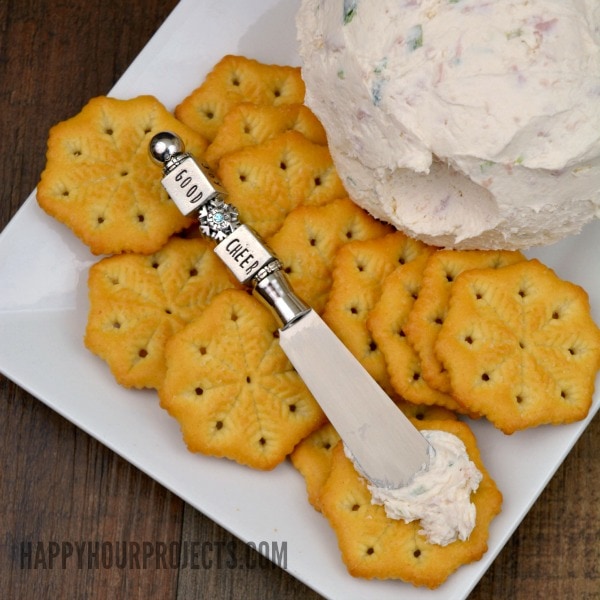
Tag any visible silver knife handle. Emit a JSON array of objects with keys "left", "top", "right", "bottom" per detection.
[{"left": 149, "top": 131, "right": 310, "bottom": 328}]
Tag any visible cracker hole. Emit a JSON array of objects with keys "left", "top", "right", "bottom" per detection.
[
  {"left": 97, "top": 216, "right": 105, "bottom": 224},
  {"left": 272, "top": 330, "right": 280, "bottom": 339},
  {"left": 143, "top": 127, "right": 152, "bottom": 134},
  {"left": 62, "top": 190, "right": 70, "bottom": 197},
  {"left": 73, "top": 150, "right": 82, "bottom": 157},
  {"left": 138, "top": 349, "right": 148, "bottom": 358},
  {"left": 412, "top": 372, "right": 421, "bottom": 381},
  {"left": 189, "top": 268, "right": 198, "bottom": 277},
  {"left": 280, "top": 161, "right": 287, "bottom": 170},
  {"left": 445, "top": 273, "right": 454, "bottom": 282},
  {"left": 137, "top": 214, "right": 145, "bottom": 223},
  {"left": 309, "top": 238, "right": 317, "bottom": 246},
  {"left": 284, "top": 266, "right": 292, "bottom": 274},
  {"left": 515, "top": 395, "right": 523, "bottom": 404},
  {"left": 518, "top": 289, "right": 527, "bottom": 298},
  {"left": 434, "top": 317, "right": 443, "bottom": 325},
  {"left": 568, "top": 347, "right": 576, "bottom": 356},
  {"left": 230, "top": 312, "right": 238, "bottom": 322},
  {"left": 288, "top": 404, "right": 296, "bottom": 412},
  {"left": 105, "top": 128, "right": 114, "bottom": 135},
  {"left": 152, "top": 262, "right": 159, "bottom": 269},
  {"left": 314, "top": 176, "right": 321, "bottom": 186},
  {"left": 204, "top": 110, "right": 214, "bottom": 120},
  {"left": 259, "top": 437, "right": 266, "bottom": 446},
  {"left": 246, "top": 375, "right": 252, "bottom": 384},
  {"left": 481, "top": 372, "right": 490, "bottom": 381},
  {"left": 243, "top": 124, "right": 251, "bottom": 134},
  {"left": 322, "top": 442, "right": 332, "bottom": 450},
  {"left": 351, "top": 503, "right": 360, "bottom": 511},
  {"left": 366, "top": 547, "right": 374, "bottom": 556},
  {"left": 464, "top": 335, "right": 473, "bottom": 344},
  {"left": 398, "top": 256, "right": 406, "bottom": 265},
  {"left": 519, "top": 341, "right": 525, "bottom": 349},
  {"left": 215, "top": 420, "right": 223, "bottom": 430},
  {"left": 369, "top": 340, "right": 377, "bottom": 352},
  {"left": 561, "top": 390, "right": 568, "bottom": 399},
  {"left": 110, "top": 277, "right": 119, "bottom": 285},
  {"left": 199, "top": 346, "right": 207, "bottom": 355},
  {"left": 231, "top": 76, "right": 240, "bottom": 86},
  {"left": 112, "top": 321, "right": 121, "bottom": 329},
  {"left": 273, "top": 88, "right": 281, "bottom": 98},
  {"left": 345, "top": 230, "right": 354, "bottom": 239},
  {"left": 415, "top": 412, "right": 425, "bottom": 420},
  {"left": 165, "top": 309, "right": 172, "bottom": 315},
  {"left": 350, "top": 306, "right": 359, "bottom": 315},
  {"left": 398, "top": 328, "right": 406, "bottom": 338},
  {"left": 475, "top": 293, "right": 483, "bottom": 300},
  {"left": 413, "top": 549, "right": 421, "bottom": 558},
  {"left": 552, "top": 310, "right": 560, "bottom": 320},
  {"left": 195, "top": 387, "right": 203, "bottom": 396},
  {"left": 121, "top": 170, "right": 129, "bottom": 177},
  {"left": 356, "top": 263, "right": 365, "bottom": 272},
  {"left": 239, "top": 174, "right": 247, "bottom": 182}
]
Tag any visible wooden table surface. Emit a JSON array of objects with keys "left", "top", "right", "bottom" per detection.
[{"left": 1, "top": 2, "right": 598, "bottom": 598}]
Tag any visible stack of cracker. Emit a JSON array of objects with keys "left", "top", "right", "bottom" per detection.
[{"left": 36, "top": 54, "right": 600, "bottom": 589}]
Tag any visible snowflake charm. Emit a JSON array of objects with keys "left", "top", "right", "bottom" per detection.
[{"left": 198, "top": 197, "right": 240, "bottom": 241}]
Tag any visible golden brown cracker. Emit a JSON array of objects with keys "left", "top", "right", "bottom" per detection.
[
  {"left": 205, "top": 103, "right": 327, "bottom": 170},
  {"left": 159, "top": 289, "right": 326, "bottom": 470},
  {"left": 84, "top": 237, "right": 239, "bottom": 389},
  {"left": 405, "top": 249, "right": 525, "bottom": 393},
  {"left": 435, "top": 259, "right": 600, "bottom": 434},
  {"left": 175, "top": 55, "right": 305, "bottom": 142},
  {"left": 267, "top": 198, "right": 393, "bottom": 313},
  {"left": 319, "top": 419, "right": 502, "bottom": 588},
  {"left": 37, "top": 95, "right": 207, "bottom": 255},
  {"left": 367, "top": 258, "right": 465, "bottom": 412},
  {"left": 322, "top": 232, "right": 436, "bottom": 394},
  {"left": 218, "top": 130, "right": 346, "bottom": 238}
]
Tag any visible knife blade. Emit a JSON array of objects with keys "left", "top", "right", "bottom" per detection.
[{"left": 149, "top": 131, "right": 431, "bottom": 488}]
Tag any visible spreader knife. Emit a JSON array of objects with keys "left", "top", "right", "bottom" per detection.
[{"left": 149, "top": 131, "right": 431, "bottom": 489}]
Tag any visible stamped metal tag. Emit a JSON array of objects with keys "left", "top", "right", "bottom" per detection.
[
  {"left": 214, "top": 225, "right": 275, "bottom": 285},
  {"left": 161, "top": 155, "right": 226, "bottom": 216}
]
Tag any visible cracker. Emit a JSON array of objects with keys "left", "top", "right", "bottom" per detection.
[
  {"left": 159, "top": 289, "right": 326, "bottom": 470},
  {"left": 322, "top": 232, "right": 436, "bottom": 394},
  {"left": 175, "top": 55, "right": 305, "bottom": 142},
  {"left": 37, "top": 95, "right": 207, "bottom": 255},
  {"left": 267, "top": 198, "right": 393, "bottom": 313},
  {"left": 405, "top": 250, "right": 524, "bottom": 393},
  {"left": 318, "top": 419, "right": 502, "bottom": 588},
  {"left": 291, "top": 404, "right": 456, "bottom": 511},
  {"left": 435, "top": 259, "right": 600, "bottom": 433},
  {"left": 367, "top": 258, "right": 465, "bottom": 412},
  {"left": 217, "top": 130, "right": 346, "bottom": 238},
  {"left": 84, "top": 237, "right": 239, "bottom": 389},
  {"left": 205, "top": 103, "right": 327, "bottom": 170}
]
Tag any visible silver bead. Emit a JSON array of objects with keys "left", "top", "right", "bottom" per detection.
[{"left": 149, "top": 131, "right": 184, "bottom": 164}]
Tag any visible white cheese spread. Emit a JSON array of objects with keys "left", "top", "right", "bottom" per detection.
[
  {"left": 346, "top": 429, "right": 483, "bottom": 546},
  {"left": 297, "top": 0, "right": 600, "bottom": 249}
]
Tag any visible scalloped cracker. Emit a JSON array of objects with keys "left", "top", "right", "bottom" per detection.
[
  {"left": 175, "top": 55, "right": 305, "bottom": 141},
  {"left": 318, "top": 420, "right": 502, "bottom": 588},
  {"left": 85, "top": 237, "right": 239, "bottom": 389},
  {"left": 435, "top": 259, "right": 600, "bottom": 433},
  {"left": 159, "top": 289, "right": 326, "bottom": 470},
  {"left": 37, "top": 95, "right": 207, "bottom": 255}
]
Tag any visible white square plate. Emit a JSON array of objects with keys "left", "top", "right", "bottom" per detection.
[{"left": 0, "top": 1, "right": 598, "bottom": 598}]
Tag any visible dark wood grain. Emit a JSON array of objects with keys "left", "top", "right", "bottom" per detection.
[{"left": 1, "top": 2, "right": 598, "bottom": 599}]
